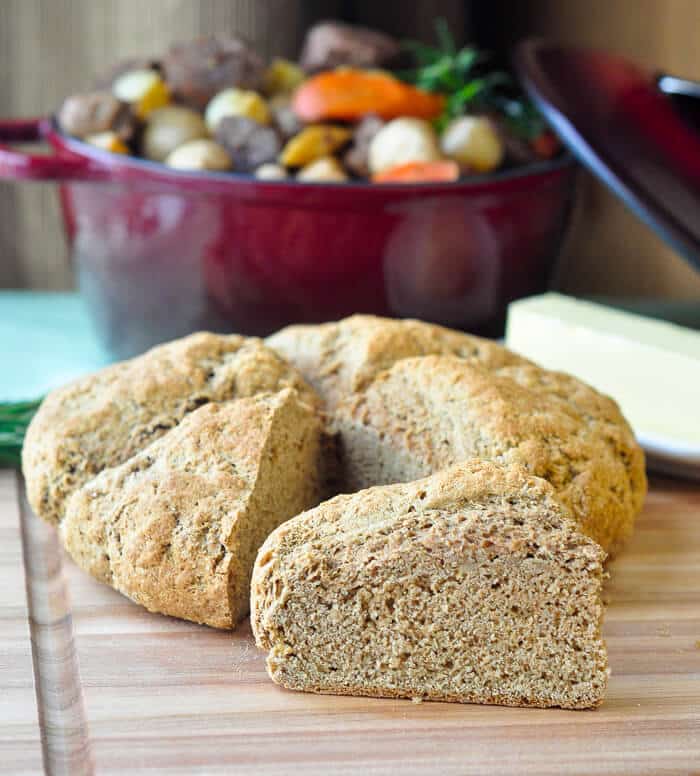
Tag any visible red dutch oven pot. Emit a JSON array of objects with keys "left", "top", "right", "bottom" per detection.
[{"left": 0, "top": 116, "right": 575, "bottom": 359}]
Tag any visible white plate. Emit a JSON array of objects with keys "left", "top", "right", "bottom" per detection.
[{"left": 638, "top": 432, "right": 700, "bottom": 480}]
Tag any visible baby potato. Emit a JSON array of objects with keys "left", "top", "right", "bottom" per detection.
[
  {"left": 85, "top": 131, "right": 129, "bottom": 154},
  {"left": 440, "top": 115, "right": 504, "bottom": 173},
  {"left": 112, "top": 69, "right": 170, "bottom": 119},
  {"left": 279, "top": 125, "right": 351, "bottom": 167},
  {"left": 142, "top": 106, "right": 209, "bottom": 162},
  {"left": 264, "top": 58, "right": 305, "bottom": 96},
  {"left": 165, "top": 139, "right": 232, "bottom": 171},
  {"left": 368, "top": 117, "right": 440, "bottom": 175},
  {"left": 204, "top": 88, "right": 271, "bottom": 131},
  {"left": 57, "top": 92, "right": 136, "bottom": 141},
  {"left": 255, "top": 163, "right": 289, "bottom": 180},
  {"left": 296, "top": 156, "right": 348, "bottom": 182}
]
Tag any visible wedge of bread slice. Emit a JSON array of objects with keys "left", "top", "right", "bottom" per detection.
[
  {"left": 23, "top": 332, "right": 318, "bottom": 526},
  {"left": 61, "top": 389, "right": 321, "bottom": 629},
  {"left": 251, "top": 459, "right": 608, "bottom": 709}
]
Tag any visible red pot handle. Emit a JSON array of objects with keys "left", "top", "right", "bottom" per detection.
[{"left": 0, "top": 117, "right": 110, "bottom": 181}]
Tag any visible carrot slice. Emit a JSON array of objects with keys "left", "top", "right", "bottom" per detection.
[
  {"left": 372, "top": 160, "right": 460, "bottom": 183},
  {"left": 293, "top": 69, "right": 445, "bottom": 122}
]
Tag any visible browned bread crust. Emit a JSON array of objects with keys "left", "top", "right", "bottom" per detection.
[{"left": 266, "top": 314, "right": 524, "bottom": 410}]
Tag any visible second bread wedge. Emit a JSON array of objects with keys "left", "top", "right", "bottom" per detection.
[{"left": 61, "top": 389, "right": 322, "bottom": 628}]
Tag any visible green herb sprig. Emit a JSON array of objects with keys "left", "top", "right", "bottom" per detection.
[
  {"left": 0, "top": 399, "right": 42, "bottom": 468},
  {"left": 401, "top": 19, "right": 546, "bottom": 139}
]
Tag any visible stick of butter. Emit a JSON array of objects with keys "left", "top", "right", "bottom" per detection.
[{"left": 505, "top": 293, "right": 700, "bottom": 461}]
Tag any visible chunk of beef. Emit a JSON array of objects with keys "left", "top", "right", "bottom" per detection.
[
  {"left": 163, "top": 36, "right": 265, "bottom": 111},
  {"left": 215, "top": 116, "right": 281, "bottom": 172},
  {"left": 300, "top": 21, "right": 400, "bottom": 72}
]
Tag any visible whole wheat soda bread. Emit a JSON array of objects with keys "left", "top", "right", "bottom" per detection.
[
  {"left": 61, "top": 390, "right": 321, "bottom": 629},
  {"left": 251, "top": 459, "right": 608, "bottom": 709}
]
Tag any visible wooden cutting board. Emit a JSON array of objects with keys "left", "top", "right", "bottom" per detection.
[{"left": 3, "top": 470, "right": 700, "bottom": 776}]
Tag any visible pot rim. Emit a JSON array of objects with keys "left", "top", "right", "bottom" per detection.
[{"left": 47, "top": 116, "right": 576, "bottom": 194}]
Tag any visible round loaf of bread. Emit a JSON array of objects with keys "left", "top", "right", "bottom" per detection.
[{"left": 21, "top": 315, "right": 646, "bottom": 637}]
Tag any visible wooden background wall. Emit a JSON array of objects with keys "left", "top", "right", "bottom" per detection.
[
  {"left": 481, "top": 0, "right": 700, "bottom": 299},
  {"left": 1, "top": 0, "right": 699, "bottom": 298}
]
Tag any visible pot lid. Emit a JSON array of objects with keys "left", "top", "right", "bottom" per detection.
[{"left": 515, "top": 39, "right": 700, "bottom": 273}]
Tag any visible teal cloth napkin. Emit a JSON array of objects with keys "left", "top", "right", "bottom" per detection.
[{"left": 0, "top": 291, "right": 112, "bottom": 402}]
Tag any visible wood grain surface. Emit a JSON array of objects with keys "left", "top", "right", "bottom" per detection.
[
  {"left": 2, "top": 469, "right": 699, "bottom": 775},
  {"left": 0, "top": 471, "right": 43, "bottom": 775}
]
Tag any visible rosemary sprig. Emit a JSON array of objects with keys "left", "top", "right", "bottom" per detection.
[
  {"left": 0, "top": 399, "right": 42, "bottom": 468},
  {"left": 401, "top": 20, "right": 547, "bottom": 139}
]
